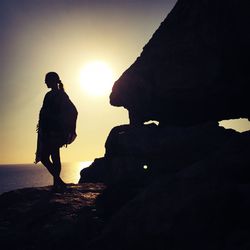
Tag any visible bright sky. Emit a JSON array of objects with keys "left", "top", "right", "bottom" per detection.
[
  {"left": 0, "top": 0, "right": 178, "bottom": 164},
  {"left": 1, "top": 0, "right": 249, "bottom": 164}
]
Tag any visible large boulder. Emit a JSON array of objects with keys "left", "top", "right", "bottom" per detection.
[
  {"left": 88, "top": 131, "right": 250, "bottom": 250},
  {"left": 110, "top": 0, "right": 250, "bottom": 125},
  {"left": 80, "top": 123, "right": 238, "bottom": 184}
]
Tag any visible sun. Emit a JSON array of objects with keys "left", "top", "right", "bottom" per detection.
[{"left": 80, "top": 61, "right": 114, "bottom": 96}]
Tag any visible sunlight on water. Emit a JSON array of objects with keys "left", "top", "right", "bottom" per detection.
[
  {"left": 60, "top": 161, "right": 93, "bottom": 184},
  {"left": 0, "top": 161, "right": 93, "bottom": 194}
]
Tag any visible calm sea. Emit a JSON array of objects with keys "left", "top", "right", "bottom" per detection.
[{"left": 0, "top": 162, "right": 92, "bottom": 194}]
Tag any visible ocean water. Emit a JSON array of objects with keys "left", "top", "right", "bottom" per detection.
[{"left": 0, "top": 161, "right": 92, "bottom": 195}]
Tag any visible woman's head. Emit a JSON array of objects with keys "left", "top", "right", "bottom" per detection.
[{"left": 45, "top": 72, "right": 64, "bottom": 91}]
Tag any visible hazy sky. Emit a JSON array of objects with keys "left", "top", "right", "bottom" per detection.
[
  {"left": 0, "top": 0, "right": 178, "bottom": 164},
  {"left": 1, "top": 0, "right": 249, "bottom": 164}
]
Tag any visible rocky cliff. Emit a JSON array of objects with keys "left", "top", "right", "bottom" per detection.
[
  {"left": 110, "top": 0, "right": 250, "bottom": 125},
  {"left": 88, "top": 131, "right": 250, "bottom": 250},
  {"left": 79, "top": 0, "right": 250, "bottom": 249},
  {"left": 1, "top": 1, "right": 250, "bottom": 249}
]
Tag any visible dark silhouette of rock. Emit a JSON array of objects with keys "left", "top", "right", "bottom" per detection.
[
  {"left": 110, "top": 0, "right": 250, "bottom": 125},
  {"left": 87, "top": 132, "right": 250, "bottom": 250},
  {"left": 78, "top": 2, "right": 250, "bottom": 248},
  {"left": 80, "top": 123, "right": 238, "bottom": 184}
]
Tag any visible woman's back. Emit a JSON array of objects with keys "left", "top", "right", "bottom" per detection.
[{"left": 39, "top": 90, "right": 69, "bottom": 133}]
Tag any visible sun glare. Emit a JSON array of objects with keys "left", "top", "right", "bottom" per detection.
[{"left": 80, "top": 61, "right": 114, "bottom": 96}]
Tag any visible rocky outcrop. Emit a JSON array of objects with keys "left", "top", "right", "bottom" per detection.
[
  {"left": 110, "top": 0, "right": 250, "bottom": 125},
  {"left": 80, "top": 123, "right": 238, "bottom": 184},
  {"left": 0, "top": 184, "right": 105, "bottom": 250},
  {"left": 88, "top": 131, "right": 250, "bottom": 250},
  {"left": 79, "top": 2, "right": 250, "bottom": 248},
  {"left": 79, "top": 126, "right": 250, "bottom": 250}
]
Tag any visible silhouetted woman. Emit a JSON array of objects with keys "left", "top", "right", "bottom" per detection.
[{"left": 35, "top": 72, "right": 77, "bottom": 189}]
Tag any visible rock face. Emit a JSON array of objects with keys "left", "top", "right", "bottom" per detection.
[
  {"left": 78, "top": 1, "right": 250, "bottom": 248},
  {"left": 80, "top": 123, "right": 238, "bottom": 184},
  {"left": 79, "top": 124, "right": 250, "bottom": 250},
  {"left": 88, "top": 132, "right": 250, "bottom": 250},
  {"left": 110, "top": 0, "right": 250, "bottom": 125}
]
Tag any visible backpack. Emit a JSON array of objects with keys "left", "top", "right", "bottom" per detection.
[{"left": 60, "top": 94, "right": 78, "bottom": 145}]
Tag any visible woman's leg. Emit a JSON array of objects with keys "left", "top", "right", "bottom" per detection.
[
  {"left": 51, "top": 147, "right": 66, "bottom": 186},
  {"left": 41, "top": 148, "right": 56, "bottom": 178},
  {"left": 41, "top": 146, "right": 64, "bottom": 187}
]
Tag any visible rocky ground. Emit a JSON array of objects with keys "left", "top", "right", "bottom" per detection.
[{"left": 0, "top": 184, "right": 105, "bottom": 250}]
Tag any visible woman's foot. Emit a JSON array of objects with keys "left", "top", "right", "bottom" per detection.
[
  {"left": 53, "top": 177, "right": 67, "bottom": 188},
  {"left": 51, "top": 185, "right": 66, "bottom": 193}
]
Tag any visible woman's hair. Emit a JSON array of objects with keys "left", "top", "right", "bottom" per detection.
[
  {"left": 58, "top": 79, "right": 65, "bottom": 92},
  {"left": 45, "top": 72, "right": 65, "bottom": 91}
]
